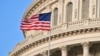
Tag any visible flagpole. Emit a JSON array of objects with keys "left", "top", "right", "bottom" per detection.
[
  {"left": 48, "top": 30, "right": 51, "bottom": 56},
  {"left": 48, "top": 11, "right": 51, "bottom": 56}
]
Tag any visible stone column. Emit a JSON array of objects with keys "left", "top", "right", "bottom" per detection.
[
  {"left": 42, "top": 51, "right": 47, "bottom": 56},
  {"left": 82, "top": 42, "right": 89, "bottom": 56},
  {"left": 60, "top": 46, "right": 67, "bottom": 56}
]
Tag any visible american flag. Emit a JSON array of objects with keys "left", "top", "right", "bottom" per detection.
[{"left": 21, "top": 12, "right": 51, "bottom": 31}]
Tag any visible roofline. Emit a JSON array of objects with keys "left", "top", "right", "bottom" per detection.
[{"left": 22, "top": 0, "right": 40, "bottom": 20}]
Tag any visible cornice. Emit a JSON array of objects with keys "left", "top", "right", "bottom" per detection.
[{"left": 11, "top": 27, "right": 100, "bottom": 56}]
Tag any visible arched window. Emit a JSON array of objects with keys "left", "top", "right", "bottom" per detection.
[
  {"left": 82, "top": 0, "right": 89, "bottom": 19},
  {"left": 67, "top": 2, "right": 73, "bottom": 22},
  {"left": 53, "top": 8, "right": 58, "bottom": 26}
]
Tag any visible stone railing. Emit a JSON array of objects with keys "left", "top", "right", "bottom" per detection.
[
  {"left": 68, "top": 20, "right": 84, "bottom": 27},
  {"left": 9, "top": 18, "right": 100, "bottom": 55},
  {"left": 89, "top": 18, "right": 100, "bottom": 24},
  {"left": 67, "top": 18, "right": 100, "bottom": 29}
]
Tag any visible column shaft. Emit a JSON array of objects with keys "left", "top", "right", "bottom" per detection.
[
  {"left": 82, "top": 42, "right": 89, "bottom": 56},
  {"left": 42, "top": 51, "right": 47, "bottom": 56},
  {"left": 61, "top": 46, "right": 67, "bottom": 56}
]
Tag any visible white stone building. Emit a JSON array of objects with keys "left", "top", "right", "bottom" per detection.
[{"left": 9, "top": 0, "right": 100, "bottom": 56}]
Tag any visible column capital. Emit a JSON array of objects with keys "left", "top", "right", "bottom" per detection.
[
  {"left": 82, "top": 42, "right": 89, "bottom": 56},
  {"left": 42, "top": 51, "right": 47, "bottom": 53},
  {"left": 60, "top": 46, "right": 68, "bottom": 56},
  {"left": 59, "top": 46, "right": 67, "bottom": 50},
  {"left": 81, "top": 42, "right": 89, "bottom": 47}
]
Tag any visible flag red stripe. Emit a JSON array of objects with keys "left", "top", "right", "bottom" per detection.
[{"left": 21, "top": 14, "right": 50, "bottom": 30}]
